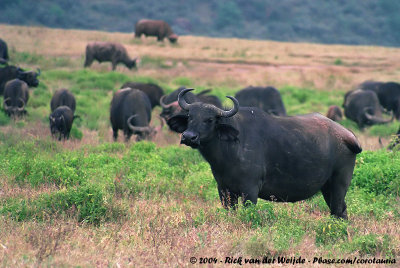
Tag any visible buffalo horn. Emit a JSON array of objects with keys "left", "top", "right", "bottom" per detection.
[
  {"left": 364, "top": 108, "right": 393, "bottom": 124},
  {"left": 177, "top": 88, "right": 195, "bottom": 111},
  {"left": 159, "top": 95, "right": 176, "bottom": 109},
  {"left": 17, "top": 98, "right": 25, "bottom": 111},
  {"left": 127, "top": 115, "right": 152, "bottom": 133}
]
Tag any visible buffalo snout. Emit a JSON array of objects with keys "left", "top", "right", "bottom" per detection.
[{"left": 181, "top": 131, "right": 200, "bottom": 147}]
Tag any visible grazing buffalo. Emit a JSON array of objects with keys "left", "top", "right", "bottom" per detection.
[
  {"left": 84, "top": 42, "right": 138, "bottom": 71},
  {"left": 171, "top": 89, "right": 362, "bottom": 219},
  {"left": 120, "top": 82, "right": 164, "bottom": 109},
  {"left": 49, "top": 106, "right": 78, "bottom": 141},
  {"left": 135, "top": 19, "right": 178, "bottom": 43},
  {"left": 375, "top": 82, "right": 400, "bottom": 120},
  {"left": 110, "top": 88, "right": 157, "bottom": 141},
  {"left": 343, "top": 89, "right": 392, "bottom": 128},
  {"left": 0, "top": 65, "right": 40, "bottom": 95},
  {"left": 159, "top": 87, "right": 222, "bottom": 132},
  {"left": 50, "top": 88, "right": 76, "bottom": 113},
  {"left": 326, "top": 105, "right": 343, "bottom": 122},
  {"left": 235, "top": 86, "right": 287, "bottom": 116},
  {"left": 3, "top": 79, "right": 29, "bottom": 118},
  {"left": 0, "top": 38, "right": 9, "bottom": 62}
]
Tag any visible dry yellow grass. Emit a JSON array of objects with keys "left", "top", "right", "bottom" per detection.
[{"left": 3, "top": 24, "right": 400, "bottom": 90}]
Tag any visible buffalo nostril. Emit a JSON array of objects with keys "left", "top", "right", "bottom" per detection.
[{"left": 191, "top": 135, "right": 198, "bottom": 141}]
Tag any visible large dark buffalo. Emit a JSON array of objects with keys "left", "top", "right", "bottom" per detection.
[
  {"left": 343, "top": 89, "right": 392, "bottom": 128},
  {"left": 326, "top": 105, "right": 343, "bottom": 122},
  {"left": 0, "top": 65, "right": 40, "bottom": 95},
  {"left": 159, "top": 87, "right": 222, "bottom": 132},
  {"left": 50, "top": 88, "right": 76, "bottom": 113},
  {"left": 0, "top": 38, "right": 9, "bottom": 62},
  {"left": 120, "top": 82, "right": 164, "bottom": 109},
  {"left": 3, "top": 79, "right": 29, "bottom": 117},
  {"left": 84, "top": 42, "right": 138, "bottom": 71},
  {"left": 234, "top": 86, "right": 287, "bottom": 116},
  {"left": 110, "top": 88, "right": 158, "bottom": 141},
  {"left": 170, "top": 88, "right": 362, "bottom": 219},
  {"left": 135, "top": 19, "right": 178, "bottom": 43},
  {"left": 49, "top": 106, "right": 78, "bottom": 141},
  {"left": 374, "top": 82, "right": 400, "bottom": 120}
]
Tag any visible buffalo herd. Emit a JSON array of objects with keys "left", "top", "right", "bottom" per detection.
[{"left": 1, "top": 31, "right": 399, "bottom": 219}]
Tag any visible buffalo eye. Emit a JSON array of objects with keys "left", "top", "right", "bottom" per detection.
[{"left": 204, "top": 118, "right": 214, "bottom": 124}]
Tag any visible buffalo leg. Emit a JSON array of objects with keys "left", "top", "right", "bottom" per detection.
[
  {"left": 112, "top": 128, "right": 118, "bottom": 141},
  {"left": 84, "top": 56, "right": 93, "bottom": 68},
  {"left": 325, "top": 167, "right": 353, "bottom": 220},
  {"left": 218, "top": 185, "right": 238, "bottom": 209}
]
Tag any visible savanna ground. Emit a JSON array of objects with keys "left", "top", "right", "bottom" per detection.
[{"left": 0, "top": 24, "right": 399, "bottom": 267}]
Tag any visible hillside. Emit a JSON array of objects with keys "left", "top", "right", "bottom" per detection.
[
  {"left": 0, "top": 25, "right": 399, "bottom": 266},
  {"left": 2, "top": 0, "right": 400, "bottom": 47}
]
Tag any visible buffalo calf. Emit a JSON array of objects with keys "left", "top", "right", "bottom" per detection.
[{"left": 49, "top": 106, "right": 78, "bottom": 141}]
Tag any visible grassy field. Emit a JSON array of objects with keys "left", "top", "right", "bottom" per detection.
[{"left": 0, "top": 24, "right": 399, "bottom": 266}]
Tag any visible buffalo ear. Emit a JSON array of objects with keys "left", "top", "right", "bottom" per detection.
[
  {"left": 166, "top": 115, "right": 188, "bottom": 133},
  {"left": 216, "top": 123, "right": 239, "bottom": 141}
]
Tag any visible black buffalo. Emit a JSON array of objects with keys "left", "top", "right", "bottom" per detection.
[
  {"left": 0, "top": 38, "right": 9, "bottom": 62},
  {"left": 0, "top": 65, "right": 40, "bottom": 95},
  {"left": 120, "top": 82, "right": 164, "bottom": 109},
  {"left": 84, "top": 42, "right": 138, "bottom": 71},
  {"left": 159, "top": 87, "right": 222, "bottom": 132},
  {"left": 343, "top": 89, "right": 392, "bottom": 128},
  {"left": 326, "top": 105, "right": 343, "bottom": 122},
  {"left": 3, "top": 79, "right": 29, "bottom": 117},
  {"left": 374, "top": 82, "right": 400, "bottom": 120},
  {"left": 49, "top": 106, "right": 78, "bottom": 141},
  {"left": 170, "top": 88, "right": 362, "bottom": 219},
  {"left": 234, "top": 86, "right": 287, "bottom": 116},
  {"left": 110, "top": 88, "right": 158, "bottom": 141},
  {"left": 50, "top": 88, "right": 76, "bottom": 113},
  {"left": 135, "top": 19, "right": 178, "bottom": 43}
]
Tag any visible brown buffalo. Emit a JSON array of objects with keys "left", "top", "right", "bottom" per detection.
[
  {"left": 326, "top": 105, "right": 343, "bottom": 122},
  {"left": 84, "top": 42, "right": 138, "bottom": 71},
  {"left": 135, "top": 19, "right": 178, "bottom": 43}
]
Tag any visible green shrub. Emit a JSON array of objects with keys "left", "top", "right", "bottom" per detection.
[{"left": 315, "top": 218, "right": 349, "bottom": 246}]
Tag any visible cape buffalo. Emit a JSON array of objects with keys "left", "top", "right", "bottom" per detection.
[
  {"left": 0, "top": 65, "right": 40, "bottom": 95},
  {"left": 160, "top": 87, "right": 222, "bottom": 132},
  {"left": 234, "top": 86, "right": 287, "bottom": 116},
  {"left": 135, "top": 19, "right": 178, "bottom": 43},
  {"left": 49, "top": 106, "right": 78, "bottom": 141},
  {"left": 326, "top": 105, "right": 343, "bottom": 122},
  {"left": 375, "top": 82, "right": 400, "bottom": 120},
  {"left": 84, "top": 42, "right": 138, "bottom": 71},
  {"left": 0, "top": 38, "right": 9, "bottom": 62},
  {"left": 171, "top": 88, "right": 362, "bottom": 219},
  {"left": 50, "top": 88, "right": 76, "bottom": 113},
  {"left": 3, "top": 79, "right": 29, "bottom": 118},
  {"left": 343, "top": 89, "right": 392, "bottom": 128},
  {"left": 110, "top": 88, "right": 157, "bottom": 141},
  {"left": 358, "top": 80, "right": 383, "bottom": 93},
  {"left": 120, "top": 82, "right": 164, "bottom": 109}
]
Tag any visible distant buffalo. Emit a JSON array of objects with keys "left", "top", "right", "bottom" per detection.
[
  {"left": 375, "top": 82, "right": 400, "bottom": 120},
  {"left": 49, "top": 106, "right": 78, "bottom": 141},
  {"left": 326, "top": 105, "right": 343, "bottom": 122},
  {"left": 235, "top": 86, "right": 287, "bottom": 116},
  {"left": 0, "top": 65, "right": 40, "bottom": 95},
  {"left": 135, "top": 19, "right": 178, "bottom": 43},
  {"left": 3, "top": 79, "right": 29, "bottom": 118},
  {"left": 343, "top": 89, "right": 392, "bottom": 128},
  {"left": 84, "top": 42, "right": 138, "bottom": 71},
  {"left": 120, "top": 82, "right": 164, "bottom": 109},
  {"left": 110, "top": 88, "right": 159, "bottom": 141},
  {"left": 51, "top": 88, "right": 76, "bottom": 113},
  {"left": 0, "top": 38, "right": 9, "bottom": 62}
]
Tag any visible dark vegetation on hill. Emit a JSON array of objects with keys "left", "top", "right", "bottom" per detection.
[{"left": 2, "top": 0, "right": 400, "bottom": 47}]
